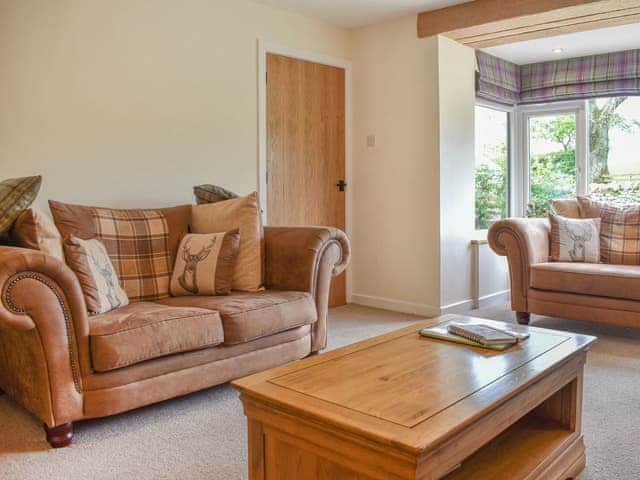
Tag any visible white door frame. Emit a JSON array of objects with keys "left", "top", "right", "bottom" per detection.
[{"left": 257, "top": 39, "right": 353, "bottom": 299}]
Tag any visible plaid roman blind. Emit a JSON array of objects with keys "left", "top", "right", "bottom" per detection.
[
  {"left": 520, "top": 49, "right": 640, "bottom": 104},
  {"left": 476, "top": 49, "right": 640, "bottom": 105},
  {"left": 476, "top": 51, "right": 521, "bottom": 106}
]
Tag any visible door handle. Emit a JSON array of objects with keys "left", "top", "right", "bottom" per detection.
[{"left": 336, "top": 180, "right": 347, "bottom": 192}]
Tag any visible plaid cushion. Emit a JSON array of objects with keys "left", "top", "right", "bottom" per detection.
[
  {"left": 92, "top": 208, "right": 172, "bottom": 302},
  {"left": 598, "top": 203, "right": 640, "bottom": 265},
  {"left": 0, "top": 176, "right": 42, "bottom": 234},
  {"left": 193, "top": 184, "right": 238, "bottom": 205}
]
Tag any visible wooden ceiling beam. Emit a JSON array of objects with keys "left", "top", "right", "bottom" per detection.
[{"left": 417, "top": 0, "right": 640, "bottom": 48}]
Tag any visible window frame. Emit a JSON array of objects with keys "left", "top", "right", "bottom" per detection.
[
  {"left": 515, "top": 100, "right": 588, "bottom": 217},
  {"left": 474, "top": 99, "right": 515, "bottom": 233}
]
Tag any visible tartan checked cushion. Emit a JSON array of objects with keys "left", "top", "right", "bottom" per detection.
[
  {"left": 49, "top": 200, "right": 191, "bottom": 304},
  {"left": 92, "top": 208, "right": 172, "bottom": 302},
  {"left": 0, "top": 175, "right": 42, "bottom": 235},
  {"left": 598, "top": 203, "right": 640, "bottom": 265}
]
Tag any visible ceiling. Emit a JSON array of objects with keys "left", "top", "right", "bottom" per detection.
[
  {"left": 252, "top": 0, "right": 470, "bottom": 28},
  {"left": 483, "top": 23, "right": 640, "bottom": 65}
]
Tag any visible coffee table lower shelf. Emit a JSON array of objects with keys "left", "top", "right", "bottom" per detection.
[{"left": 444, "top": 415, "right": 585, "bottom": 479}]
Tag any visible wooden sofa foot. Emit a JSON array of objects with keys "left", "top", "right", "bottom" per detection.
[
  {"left": 516, "top": 311, "right": 530, "bottom": 325},
  {"left": 45, "top": 422, "right": 73, "bottom": 448}
]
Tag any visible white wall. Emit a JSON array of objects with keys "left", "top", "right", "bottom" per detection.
[
  {"left": 437, "top": 37, "right": 477, "bottom": 308},
  {"left": 0, "top": 0, "right": 351, "bottom": 211},
  {"left": 350, "top": 16, "right": 441, "bottom": 315},
  {"left": 350, "top": 19, "right": 508, "bottom": 314}
]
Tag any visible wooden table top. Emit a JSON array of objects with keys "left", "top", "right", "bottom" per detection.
[{"left": 232, "top": 315, "right": 596, "bottom": 455}]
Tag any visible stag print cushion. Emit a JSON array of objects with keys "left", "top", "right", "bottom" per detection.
[
  {"left": 549, "top": 214, "right": 600, "bottom": 263},
  {"left": 64, "top": 236, "right": 129, "bottom": 314},
  {"left": 170, "top": 231, "right": 240, "bottom": 296}
]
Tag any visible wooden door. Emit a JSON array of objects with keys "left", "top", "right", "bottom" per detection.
[{"left": 266, "top": 53, "right": 346, "bottom": 306}]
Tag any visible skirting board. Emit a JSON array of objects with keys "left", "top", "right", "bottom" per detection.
[
  {"left": 441, "top": 289, "right": 510, "bottom": 314},
  {"left": 350, "top": 290, "right": 510, "bottom": 317},
  {"left": 349, "top": 294, "right": 440, "bottom": 317}
]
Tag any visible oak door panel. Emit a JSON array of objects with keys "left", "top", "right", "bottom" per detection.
[{"left": 266, "top": 53, "right": 346, "bottom": 306}]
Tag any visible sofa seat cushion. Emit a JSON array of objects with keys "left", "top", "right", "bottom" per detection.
[
  {"left": 158, "top": 290, "right": 317, "bottom": 345},
  {"left": 531, "top": 262, "right": 640, "bottom": 301},
  {"left": 89, "top": 302, "right": 224, "bottom": 372}
]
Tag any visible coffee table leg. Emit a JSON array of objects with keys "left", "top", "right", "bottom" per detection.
[{"left": 248, "top": 419, "right": 265, "bottom": 480}]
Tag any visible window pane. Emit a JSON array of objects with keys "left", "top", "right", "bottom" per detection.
[
  {"left": 528, "top": 114, "right": 576, "bottom": 217},
  {"left": 589, "top": 97, "right": 640, "bottom": 206},
  {"left": 475, "top": 105, "right": 509, "bottom": 230}
]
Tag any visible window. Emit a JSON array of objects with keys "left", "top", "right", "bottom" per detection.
[
  {"left": 475, "top": 96, "right": 640, "bottom": 224},
  {"left": 588, "top": 97, "right": 640, "bottom": 206},
  {"left": 475, "top": 105, "right": 510, "bottom": 230},
  {"left": 527, "top": 113, "right": 577, "bottom": 217},
  {"left": 517, "top": 101, "right": 587, "bottom": 218}
]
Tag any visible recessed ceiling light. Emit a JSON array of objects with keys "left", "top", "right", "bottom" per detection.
[{"left": 552, "top": 48, "right": 565, "bottom": 54}]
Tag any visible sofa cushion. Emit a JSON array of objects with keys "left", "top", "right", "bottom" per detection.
[
  {"left": 170, "top": 230, "right": 240, "bottom": 296},
  {"left": 65, "top": 236, "right": 129, "bottom": 314},
  {"left": 0, "top": 175, "right": 41, "bottom": 235},
  {"left": 531, "top": 262, "right": 640, "bottom": 302},
  {"left": 191, "top": 192, "right": 263, "bottom": 292},
  {"left": 11, "top": 207, "right": 65, "bottom": 261},
  {"left": 549, "top": 214, "right": 600, "bottom": 263},
  {"left": 550, "top": 198, "right": 581, "bottom": 218},
  {"left": 158, "top": 291, "right": 316, "bottom": 344},
  {"left": 49, "top": 200, "right": 191, "bottom": 302},
  {"left": 89, "top": 302, "right": 223, "bottom": 372}
]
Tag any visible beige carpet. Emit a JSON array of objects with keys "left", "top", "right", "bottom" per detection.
[{"left": 1, "top": 303, "right": 639, "bottom": 479}]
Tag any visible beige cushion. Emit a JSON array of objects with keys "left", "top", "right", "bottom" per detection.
[
  {"left": 11, "top": 207, "right": 65, "bottom": 261},
  {"left": 576, "top": 196, "right": 603, "bottom": 218},
  {"left": 531, "top": 262, "right": 640, "bottom": 302},
  {"left": 170, "top": 231, "right": 240, "bottom": 296},
  {"left": 158, "top": 290, "right": 317, "bottom": 345},
  {"left": 64, "top": 236, "right": 129, "bottom": 314},
  {"left": 191, "top": 192, "right": 263, "bottom": 292},
  {"left": 549, "top": 214, "right": 600, "bottom": 263},
  {"left": 89, "top": 302, "right": 223, "bottom": 372},
  {"left": 0, "top": 175, "right": 41, "bottom": 235},
  {"left": 549, "top": 198, "right": 581, "bottom": 218}
]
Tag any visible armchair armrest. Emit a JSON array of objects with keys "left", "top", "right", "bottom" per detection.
[
  {"left": 488, "top": 218, "right": 550, "bottom": 312},
  {"left": 264, "top": 226, "right": 351, "bottom": 352},
  {"left": 0, "top": 246, "right": 89, "bottom": 427}
]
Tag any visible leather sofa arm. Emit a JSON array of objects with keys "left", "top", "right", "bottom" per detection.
[
  {"left": 0, "top": 246, "right": 89, "bottom": 427},
  {"left": 488, "top": 218, "right": 550, "bottom": 312},
  {"left": 264, "top": 226, "right": 351, "bottom": 352}
]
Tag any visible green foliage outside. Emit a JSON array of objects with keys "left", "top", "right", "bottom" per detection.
[
  {"left": 475, "top": 143, "right": 508, "bottom": 229},
  {"left": 475, "top": 97, "right": 639, "bottom": 228}
]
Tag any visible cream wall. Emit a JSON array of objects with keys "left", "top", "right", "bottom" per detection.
[
  {"left": 350, "top": 16, "right": 441, "bottom": 314},
  {"left": 437, "top": 37, "right": 477, "bottom": 308},
  {"left": 350, "top": 19, "right": 508, "bottom": 313},
  {"left": 0, "top": 0, "right": 351, "bottom": 210}
]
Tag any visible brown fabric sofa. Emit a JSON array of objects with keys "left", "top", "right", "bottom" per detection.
[
  {"left": 488, "top": 217, "right": 640, "bottom": 328},
  {"left": 0, "top": 226, "right": 350, "bottom": 447}
]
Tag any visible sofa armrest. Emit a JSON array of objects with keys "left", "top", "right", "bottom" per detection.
[
  {"left": 264, "top": 226, "right": 351, "bottom": 352},
  {"left": 0, "top": 246, "right": 89, "bottom": 426},
  {"left": 488, "top": 218, "right": 550, "bottom": 312}
]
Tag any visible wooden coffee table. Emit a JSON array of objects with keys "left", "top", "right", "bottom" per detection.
[{"left": 232, "top": 315, "right": 596, "bottom": 480}]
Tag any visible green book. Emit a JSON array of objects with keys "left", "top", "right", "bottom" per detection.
[{"left": 419, "top": 325, "right": 513, "bottom": 351}]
